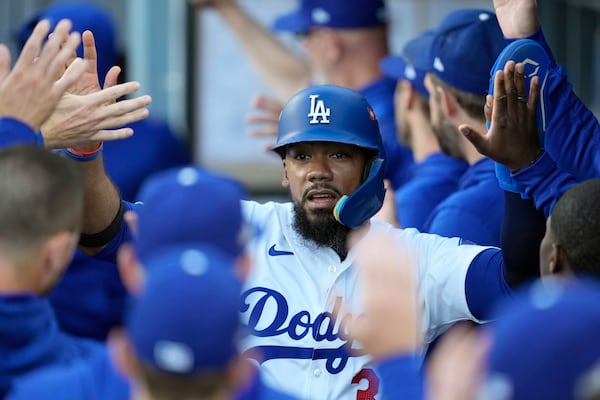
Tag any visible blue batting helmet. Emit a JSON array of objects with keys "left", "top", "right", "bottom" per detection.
[{"left": 273, "top": 84, "right": 386, "bottom": 228}]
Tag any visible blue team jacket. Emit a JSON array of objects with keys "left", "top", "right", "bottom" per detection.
[
  {"left": 0, "top": 294, "right": 103, "bottom": 397},
  {"left": 423, "top": 157, "right": 504, "bottom": 247},
  {"left": 395, "top": 152, "right": 468, "bottom": 231}
]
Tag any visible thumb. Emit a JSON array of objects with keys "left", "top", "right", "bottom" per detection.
[{"left": 459, "top": 124, "right": 488, "bottom": 156}]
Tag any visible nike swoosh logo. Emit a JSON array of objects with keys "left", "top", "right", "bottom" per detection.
[{"left": 268, "top": 244, "right": 294, "bottom": 256}]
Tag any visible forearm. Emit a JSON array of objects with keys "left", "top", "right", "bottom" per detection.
[
  {"left": 213, "top": 1, "right": 310, "bottom": 99},
  {"left": 500, "top": 191, "right": 546, "bottom": 288},
  {"left": 72, "top": 144, "right": 121, "bottom": 255}
]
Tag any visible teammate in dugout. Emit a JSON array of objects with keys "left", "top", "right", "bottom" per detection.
[{"left": 80, "top": 81, "right": 531, "bottom": 400}]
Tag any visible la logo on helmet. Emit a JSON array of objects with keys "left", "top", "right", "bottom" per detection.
[{"left": 307, "top": 94, "right": 331, "bottom": 124}]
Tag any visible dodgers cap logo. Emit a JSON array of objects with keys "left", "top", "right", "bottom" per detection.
[{"left": 308, "top": 94, "right": 331, "bottom": 124}]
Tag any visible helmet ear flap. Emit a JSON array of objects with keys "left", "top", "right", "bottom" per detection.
[{"left": 333, "top": 157, "right": 386, "bottom": 228}]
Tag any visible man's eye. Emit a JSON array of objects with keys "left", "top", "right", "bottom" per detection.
[
  {"left": 295, "top": 154, "right": 309, "bottom": 160},
  {"left": 331, "top": 153, "right": 347, "bottom": 159}
]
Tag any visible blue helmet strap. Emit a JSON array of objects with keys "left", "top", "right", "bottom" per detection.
[{"left": 333, "top": 157, "right": 386, "bottom": 228}]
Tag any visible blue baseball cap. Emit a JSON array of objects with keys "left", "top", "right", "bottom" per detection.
[
  {"left": 380, "top": 30, "right": 432, "bottom": 98},
  {"left": 126, "top": 245, "right": 242, "bottom": 374},
  {"left": 17, "top": 2, "right": 117, "bottom": 85},
  {"left": 411, "top": 9, "right": 506, "bottom": 96},
  {"left": 483, "top": 278, "right": 600, "bottom": 400},
  {"left": 273, "top": 0, "right": 387, "bottom": 33},
  {"left": 135, "top": 166, "right": 249, "bottom": 265}
]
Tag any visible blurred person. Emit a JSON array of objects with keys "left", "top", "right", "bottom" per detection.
[
  {"left": 376, "top": 30, "right": 467, "bottom": 230},
  {"left": 189, "top": 0, "right": 414, "bottom": 191},
  {"left": 0, "top": 146, "right": 104, "bottom": 398},
  {"left": 111, "top": 244, "right": 298, "bottom": 400},
  {"left": 409, "top": 9, "right": 507, "bottom": 247},
  {"left": 16, "top": 1, "right": 191, "bottom": 341}
]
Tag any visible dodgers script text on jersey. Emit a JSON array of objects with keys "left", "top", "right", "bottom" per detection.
[{"left": 238, "top": 201, "right": 490, "bottom": 400}]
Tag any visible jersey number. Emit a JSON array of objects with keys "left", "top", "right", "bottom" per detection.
[{"left": 351, "top": 368, "right": 379, "bottom": 400}]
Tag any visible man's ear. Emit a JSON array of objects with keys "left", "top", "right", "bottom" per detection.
[
  {"left": 437, "top": 85, "right": 458, "bottom": 119},
  {"left": 117, "top": 242, "right": 145, "bottom": 295},
  {"left": 549, "top": 243, "right": 572, "bottom": 275},
  {"left": 108, "top": 327, "right": 139, "bottom": 380},
  {"left": 282, "top": 159, "right": 289, "bottom": 187},
  {"left": 43, "top": 230, "right": 78, "bottom": 279}
]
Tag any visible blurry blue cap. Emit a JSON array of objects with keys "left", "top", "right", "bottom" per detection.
[
  {"left": 127, "top": 245, "right": 242, "bottom": 374},
  {"left": 380, "top": 30, "right": 432, "bottom": 98},
  {"left": 135, "top": 166, "right": 249, "bottom": 265},
  {"left": 273, "top": 0, "right": 387, "bottom": 32},
  {"left": 484, "top": 278, "right": 600, "bottom": 400},
  {"left": 17, "top": 2, "right": 117, "bottom": 85},
  {"left": 411, "top": 9, "right": 506, "bottom": 96}
]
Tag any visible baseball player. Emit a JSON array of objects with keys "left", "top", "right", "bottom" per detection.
[
  {"left": 234, "top": 84, "right": 515, "bottom": 399},
  {"left": 77, "top": 83, "right": 524, "bottom": 399}
]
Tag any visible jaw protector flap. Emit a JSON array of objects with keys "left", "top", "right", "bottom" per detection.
[{"left": 333, "top": 157, "right": 386, "bottom": 229}]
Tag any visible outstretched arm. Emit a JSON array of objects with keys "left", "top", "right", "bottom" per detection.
[
  {"left": 189, "top": 0, "right": 309, "bottom": 99},
  {"left": 493, "top": 0, "right": 540, "bottom": 38},
  {"left": 63, "top": 31, "right": 149, "bottom": 255}
]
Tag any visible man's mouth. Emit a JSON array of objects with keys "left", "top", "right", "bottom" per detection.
[{"left": 305, "top": 189, "right": 339, "bottom": 209}]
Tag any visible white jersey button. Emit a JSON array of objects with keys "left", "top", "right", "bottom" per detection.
[
  {"left": 327, "top": 265, "right": 337, "bottom": 273},
  {"left": 313, "top": 368, "right": 322, "bottom": 377}
]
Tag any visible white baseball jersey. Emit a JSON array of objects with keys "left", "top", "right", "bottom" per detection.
[{"left": 240, "top": 200, "right": 492, "bottom": 400}]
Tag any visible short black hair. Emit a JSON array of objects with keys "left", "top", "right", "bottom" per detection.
[{"left": 551, "top": 178, "right": 600, "bottom": 275}]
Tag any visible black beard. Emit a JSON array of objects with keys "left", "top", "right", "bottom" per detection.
[{"left": 292, "top": 202, "right": 351, "bottom": 261}]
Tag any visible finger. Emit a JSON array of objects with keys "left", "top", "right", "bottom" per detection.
[
  {"left": 37, "top": 19, "right": 73, "bottom": 68},
  {"left": 503, "top": 61, "right": 518, "bottom": 116},
  {"left": 95, "top": 108, "right": 150, "bottom": 130},
  {"left": 248, "top": 126, "right": 278, "bottom": 138},
  {"left": 528, "top": 75, "right": 540, "bottom": 113},
  {"left": 245, "top": 113, "right": 279, "bottom": 124},
  {"left": 484, "top": 95, "right": 493, "bottom": 125},
  {"left": 13, "top": 20, "right": 51, "bottom": 70},
  {"left": 459, "top": 123, "right": 489, "bottom": 157},
  {"left": 250, "top": 94, "right": 284, "bottom": 112},
  {"left": 81, "top": 31, "right": 98, "bottom": 74},
  {"left": 123, "top": 210, "right": 139, "bottom": 237},
  {"left": 491, "top": 70, "right": 507, "bottom": 119},
  {"left": 103, "top": 66, "right": 121, "bottom": 89},
  {"left": 54, "top": 57, "right": 88, "bottom": 93},
  {"left": 91, "top": 128, "right": 135, "bottom": 142},
  {"left": 514, "top": 62, "right": 527, "bottom": 99},
  {"left": 89, "top": 81, "right": 142, "bottom": 104},
  {"left": 0, "top": 44, "right": 11, "bottom": 83},
  {"left": 47, "top": 31, "right": 81, "bottom": 81}
]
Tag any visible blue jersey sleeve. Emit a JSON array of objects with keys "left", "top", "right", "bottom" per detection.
[
  {"left": 0, "top": 118, "right": 43, "bottom": 148},
  {"left": 521, "top": 30, "right": 600, "bottom": 181},
  {"left": 465, "top": 248, "right": 514, "bottom": 321},
  {"left": 512, "top": 152, "right": 577, "bottom": 217},
  {"left": 376, "top": 354, "right": 424, "bottom": 400}
]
